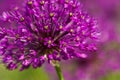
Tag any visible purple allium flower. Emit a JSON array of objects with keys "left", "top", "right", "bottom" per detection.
[{"left": 0, "top": 0, "right": 99, "bottom": 70}]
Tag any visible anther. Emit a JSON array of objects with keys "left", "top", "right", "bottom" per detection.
[
  {"left": 76, "top": 36, "right": 80, "bottom": 41},
  {"left": 59, "top": 25, "right": 63, "bottom": 29},
  {"left": 70, "top": 29, "right": 74, "bottom": 33},
  {"left": 69, "top": 12, "right": 73, "bottom": 17},
  {"left": 40, "top": 1, "right": 45, "bottom": 5},
  {"left": 65, "top": 0, "right": 69, "bottom": 3},
  {"left": 15, "top": 34, "right": 20, "bottom": 38},
  {"left": 44, "top": 25, "right": 48, "bottom": 30},
  {"left": 20, "top": 17, "right": 24, "bottom": 22},
  {"left": 49, "top": 13, "right": 54, "bottom": 17},
  {"left": 27, "top": 1, "right": 33, "bottom": 5},
  {"left": 48, "top": 40, "right": 52, "bottom": 44}
]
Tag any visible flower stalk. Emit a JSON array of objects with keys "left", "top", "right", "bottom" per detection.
[{"left": 54, "top": 63, "right": 64, "bottom": 80}]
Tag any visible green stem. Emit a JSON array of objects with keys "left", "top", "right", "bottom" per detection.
[{"left": 54, "top": 63, "right": 64, "bottom": 80}]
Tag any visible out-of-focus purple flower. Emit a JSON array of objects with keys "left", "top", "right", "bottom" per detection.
[
  {"left": 0, "top": 0, "right": 24, "bottom": 28},
  {"left": 0, "top": 0, "right": 99, "bottom": 70},
  {"left": 0, "top": 0, "right": 23, "bottom": 14},
  {"left": 62, "top": 42, "right": 120, "bottom": 80}
]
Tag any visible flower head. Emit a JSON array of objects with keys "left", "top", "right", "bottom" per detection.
[{"left": 0, "top": 0, "right": 99, "bottom": 70}]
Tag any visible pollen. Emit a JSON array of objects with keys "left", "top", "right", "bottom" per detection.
[
  {"left": 15, "top": 34, "right": 20, "bottom": 38},
  {"left": 70, "top": 29, "right": 74, "bottom": 33},
  {"left": 76, "top": 36, "right": 80, "bottom": 41},
  {"left": 49, "top": 13, "right": 54, "bottom": 17},
  {"left": 81, "top": 15, "right": 85, "bottom": 19},
  {"left": 27, "top": 1, "right": 33, "bottom": 5},
  {"left": 48, "top": 40, "right": 52, "bottom": 44},
  {"left": 20, "top": 17, "right": 24, "bottom": 22},
  {"left": 72, "top": 4, "right": 76, "bottom": 8},
  {"left": 44, "top": 25, "right": 48, "bottom": 30},
  {"left": 59, "top": 25, "right": 63, "bottom": 29},
  {"left": 40, "top": 1, "right": 45, "bottom": 5},
  {"left": 69, "top": 12, "right": 73, "bottom": 17},
  {"left": 65, "top": 0, "right": 69, "bottom": 3}
]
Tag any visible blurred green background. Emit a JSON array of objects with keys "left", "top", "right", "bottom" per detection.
[{"left": 0, "top": 65, "right": 49, "bottom": 80}]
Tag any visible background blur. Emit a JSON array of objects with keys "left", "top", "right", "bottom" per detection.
[{"left": 0, "top": 0, "right": 120, "bottom": 80}]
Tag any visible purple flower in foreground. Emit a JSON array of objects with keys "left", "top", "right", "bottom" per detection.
[{"left": 0, "top": 0, "right": 99, "bottom": 70}]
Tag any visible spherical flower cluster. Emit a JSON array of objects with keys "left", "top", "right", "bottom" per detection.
[{"left": 0, "top": 0, "right": 99, "bottom": 70}]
